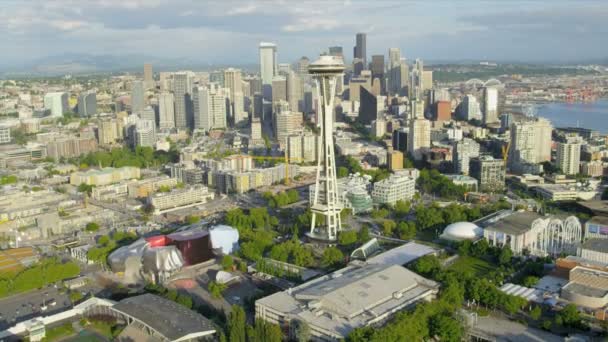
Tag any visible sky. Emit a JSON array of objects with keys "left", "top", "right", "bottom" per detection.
[{"left": 1, "top": 0, "right": 607, "bottom": 68}]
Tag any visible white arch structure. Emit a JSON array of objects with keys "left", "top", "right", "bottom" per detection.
[
  {"left": 464, "top": 78, "right": 503, "bottom": 88},
  {"left": 530, "top": 216, "right": 582, "bottom": 256}
]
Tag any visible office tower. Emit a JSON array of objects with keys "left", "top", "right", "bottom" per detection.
[
  {"left": 359, "top": 87, "right": 379, "bottom": 125},
  {"left": 144, "top": 63, "right": 153, "bottom": 89},
  {"left": 173, "top": 72, "right": 190, "bottom": 129},
  {"left": 297, "top": 56, "right": 310, "bottom": 77},
  {"left": 454, "top": 138, "right": 481, "bottom": 175},
  {"left": 131, "top": 80, "right": 145, "bottom": 114},
  {"left": 407, "top": 117, "right": 431, "bottom": 161},
  {"left": 272, "top": 76, "right": 287, "bottom": 104},
  {"left": 353, "top": 33, "right": 367, "bottom": 70},
  {"left": 273, "top": 110, "right": 302, "bottom": 145},
  {"left": 388, "top": 48, "right": 401, "bottom": 68},
  {"left": 556, "top": 134, "right": 582, "bottom": 175},
  {"left": 193, "top": 84, "right": 228, "bottom": 132},
  {"left": 500, "top": 113, "right": 513, "bottom": 133},
  {"left": 457, "top": 95, "right": 482, "bottom": 121},
  {"left": 434, "top": 101, "right": 451, "bottom": 121},
  {"left": 44, "top": 92, "right": 68, "bottom": 117},
  {"left": 141, "top": 106, "right": 155, "bottom": 123},
  {"left": 410, "top": 99, "right": 425, "bottom": 120},
  {"left": 158, "top": 92, "right": 175, "bottom": 129},
  {"left": 482, "top": 87, "right": 499, "bottom": 124},
  {"left": 278, "top": 63, "right": 291, "bottom": 75},
  {"left": 349, "top": 70, "right": 372, "bottom": 102},
  {"left": 388, "top": 150, "right": 404, "bottom": 171},
  {"left": 352, "top": 58, "right": 364, "bottom": 76},
  {"left": 77, "top": 90, "right": 96, "bottom": 117},
  {"left": 253, "top": 93, "right": 264, "bottom": 119},
  {"left": 135, "top": 119, "right": 156, "bottom": 147},
  {"left": 509, "top": 117, "right": 553, "bottom": 170},
  {"left": 408, "top": 58, "right": 424, "bottom": 99},
  {"left": 287, "top": 71, "right": 303, "bottom": 113},
  {"left": 371, "top": 55, "right": 384, "bottom": 79},
  {"left": 388, "top": 48, "right": 406, "bottom": 95},
  {"left": 328, "top": 46, "right": 343, "bottom": 58},
  {"left": 224, "top": 68, "right": 247, "bottom": 125},
  {"left": 250, "top": 117, "right": 262, "bottom": 144},
  {"left": 422, "top": 70, "right": 433, "bottom": 91},
  {"left": 259, "top": 42, "right": 277, "bottom": 86},
  {"left": 393, "top": 128, "right": 408, "bottom": 152},
  {"left": 246, "top": 76, "right": 262, "bottom": 96},
  {"left": 309, "top": 55, "right": 344, "bottom": 241},
  {"left": 470, "top": 155, "right": 506, "bottom": 192}
]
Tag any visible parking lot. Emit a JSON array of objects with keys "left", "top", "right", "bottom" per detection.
[{"left": 0, "top": 287, "right": 71, "bottom": 329}]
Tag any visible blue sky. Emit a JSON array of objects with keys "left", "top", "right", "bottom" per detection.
[{"left": 1, "top": 0, "right": 607, "bottom": 66}]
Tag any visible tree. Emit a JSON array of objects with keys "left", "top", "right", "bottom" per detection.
[
  {"left": 498, "top": 245, "right": 513, "bottom": 265},
  {"left": 429, "top": 314, "right": 463, "bottom": 342},
  {"left": 382, "top": 220, "right": 397, "bottom": 236},
  {"left": 358, "top": 225, "right": 370, "bottom": 243},
  {"left": 228, "top": 305, "right": 247, "bottom": 342},
  {"left": 208, "top": 281, "right": 226, "bottom": 299},
  {"left": 556, "top": 304, "right": 581, "bottom": 328},
  {"left": 291, "top": 319, "right": 311, "bottom": 342},
  {"left": 412, "top": 255, "right": 441, "bottom": 278},
  {"left": 321, "top": 247, "right": 344, "bottom": 269},
  {"left": 394, "top": 200, "right": 411, "bottom": 218},
  {"left": 397, "top": 221, "right": 416, "bottom": 240},
  {"left": 77, "top": 183, "right": 94, "bottom": 195},
  {"left": 339, "top": 230, "right": 358, "bottom": 246},
  {"left": 530, "top": 306, "right": 542, "bottom": 320},
  {"left": 522, "top": 276, "right": 539, "bottom": 287},
  {"left": 85, "top": 222, "right": 100, "bottom": 232},
  {"left": 252, "top": 320, "right": 283, "bottom": 342},
  {"left": 338, "top": 166, "right": 349, "bottom": 178},
  {"left": 186, "top": 215, "right": 200, "bottom": 225},
  {"left": 221, "top": 255, "right": 234, "bottom": 271}
]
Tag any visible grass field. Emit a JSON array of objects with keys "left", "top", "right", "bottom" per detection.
[{"left": 448, "top": 256, "right": 495, "bottom": 277}]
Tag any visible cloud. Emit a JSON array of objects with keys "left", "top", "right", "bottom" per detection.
[
  {"left": 282, "top": 17, "right": 342, "bottom": 32},
  {"left": 227, "top": 3, "right": 258, "bottom": 16}
]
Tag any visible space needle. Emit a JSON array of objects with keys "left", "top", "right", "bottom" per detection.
[{"left": 308, "top": 55, "right": 344, "bottom": 241}]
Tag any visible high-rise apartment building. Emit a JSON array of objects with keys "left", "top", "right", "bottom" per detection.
[
  {"left": 98, "top": 119, "right": 120, "bottom": 145},
  {"left": 44, "top": 92, "right": 68, "bottom": 117},
  {"left": 250, "top": 117, "right": 263, "bottom": 145},
  {"left": 77, "top": 90, "right": 96, "bottom": 117},
  {"left": 422, "top": 70, "right": 433, "bottom": 91},
  {"left": 454, "top": 138, "right": 480, "bottom": 175},
  {"left": 143, "top": 63, "right": 153, "bottom": 89},
  {"left": 482, "top": 87, "right": 499, "bottom": 125},
  {"left": 556, "top": 134, "right": 582, "bottom": 175},
  {"left": 131, "top": 80, "right": 145, "bottom": 114},
  {"left": 353, "top": 33, "right": 367, "bottom": 71},
  {"left": 259, "top": 42, "right": 277, "bottom": 86},
  {"left": 509, "top": 117, "right": 553, "bottom": 171},
  {"left": 158, "top": 92, "right": 175, "bottom": 129},
  {"left": 274, "top": 110, "right": 302, "bottom": 146},
  {"left": 193, "top": 84, "right": 228, "bottom": 132},
  {"left": 407, "top": 117, "right": 431, "bottom": 160},
  {"left": 457, "top": 95, "right": 482, "bottom": 121},
  {"left": 410, "top": 99, "right": 425, "bottom": 120},
  {"left": 470, "top": 155, "right": 506, "bottom": 192},
  {"left": 287, "top": 71, "right": 303, "bottom": 113},
  {"left": 135, "top": 119, "right": 156, "bottom": 147},
  {"left": 173, "top": 72, "right": 190, "bottom": 129}
]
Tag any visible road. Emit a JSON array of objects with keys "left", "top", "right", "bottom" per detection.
[{"left": 0, "top": 287, "right": 71, "bottom": 330}]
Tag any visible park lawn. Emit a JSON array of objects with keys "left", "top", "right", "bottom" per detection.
[
  {"left": 42, "top": 323, "right": 74, "bottom": 341},
  {"left": 448, "top": 255, "right": 495, "bottom": 277}
]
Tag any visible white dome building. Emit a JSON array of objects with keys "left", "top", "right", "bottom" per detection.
[{"left": 440, "top": 222, "right": 483, "bottom": 241}]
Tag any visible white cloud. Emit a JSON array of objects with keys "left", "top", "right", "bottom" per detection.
[
  {"left": 282, "top": 17, "right": 341, "bottom": 32},
  {"left": 227, "top": 3, "right": 258, "bottom": 16}
]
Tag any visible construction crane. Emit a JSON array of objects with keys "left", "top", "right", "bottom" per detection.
[
  {"left": 501, "top": 140, "right": 511, "bottom": 166},
  {"left": 249, "top": 151, "right": 303, "bottom": 186}
]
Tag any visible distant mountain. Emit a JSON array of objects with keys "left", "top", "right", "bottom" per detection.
[{"left": 0, "top": 53, "right": 259, "bottom": 77}]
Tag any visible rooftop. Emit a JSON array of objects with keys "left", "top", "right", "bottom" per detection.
[
  {"left": 112, "top": 294, "right": 216, "bottom": 341},
  {"left": 562, "top": 282, "right": 608, "bottom": 299},
  {"left": 581, "top": 238, "right": 608, "bottom": 253},
  {"left": 483, "top": 211, "right": 543, "bottom": 235},
  {"left": 366, "top": 242, "right": 437, "bottom": 266},
  {"left": 588, "top": 216, "right": 608, "bottom": 226},
  {"left": 578, "top": 201, "right": 608, "bottom": 216}
]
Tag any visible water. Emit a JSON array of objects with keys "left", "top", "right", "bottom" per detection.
[{"left": 534, "top": 99, "right": 608, "bottom": 134}]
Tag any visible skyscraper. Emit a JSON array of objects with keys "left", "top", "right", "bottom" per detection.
[
  {"left": 470, "top": 155, "right": 506, "bottom": 192},
  {"left": 271, "top": 76, "right": 287, "bottom": 104},
  {"left": 173, "top": 72, "right": 190, "bottom": 129},
  {"left": 388, "top": 48, "right": 401, "bottom": 68},
  {"left": 144, "top": 63, "right": 153, "bottom": 89},
  {"left": 134, "top": 119, "right": 156, "bottom": 147},
  {"left": 287, "top": 71, "right": 303, "bottom": 113},
  {"left": 297, "top": 56, "right": 309, "bottom": 77},
  {"left": 309, "top": 55, "right": 344, "bottom": 241},
  {"left": 193, "top": 84, "right": 228, "bottom": 132},
  {"left": 457, "top": 95, "right": 482, "bottom": 121},
  {"left": 259, "top": 42, "right": 277, "bottom": 86},
  {"left": 224, "top": 68, "right": 247, "bottom": 125},
  {"left": 454, "top": 138, "right": 481, "bottom": 175},
  {"left": 483, "top": 87, "right": 499, "bottom": 125},
  {"left": 509, "top": 117, "right": 553, "bottom": 173},
  {"left": 77, "top": 90, "right": 96, "bottom": 117},
  {"left": 353, "top": 33, "right": 367, "bottom": 70},
  {"left": 158, "top": 92, "right": 175, "bottom": 129},
  {"left": 131, "top": 80, "right": 145, "bottom": 114},
  {"left": 371, "top": 55, "right": 385, "bottom": 94},
  {"left": 556, "top": 134, "right": 582, "bottom": 175},
  {"left": 407, "top": 117, "right": 431, "bottom": 161},
  {"left": 43, "top": 92, "right": 68, "bottom": 117}
]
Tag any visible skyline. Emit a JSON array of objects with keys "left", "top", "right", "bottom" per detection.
[{"left": 2, "top": 0, "right": 608, "bottom": 71}]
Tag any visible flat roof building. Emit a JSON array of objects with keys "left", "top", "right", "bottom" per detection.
[{"left": 256, "top": 262, "right": 439, "bottom": 341}]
